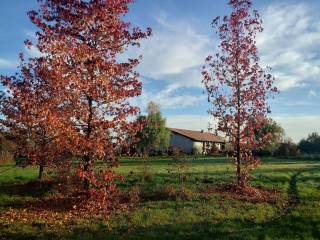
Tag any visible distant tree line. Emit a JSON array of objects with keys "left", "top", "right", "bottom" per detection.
[
  {"left": 254, "top": 120, "right": 320, "bottom": 158},
  {"left": 298, "top": 132, "right": 320, "bottom": 154},
  {"left": 276, "top": 132, "right": 320, "bottom": 157}
]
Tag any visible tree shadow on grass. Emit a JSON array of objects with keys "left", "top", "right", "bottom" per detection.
[
  {"left": 119, "top": 157, "right": 231, "bottom": 167},
  {"left": 287, "top": 171, "right": 302, "bottom": 208},
  {"left": 0, "top": 180, "right": 53, "bottom": 199},
  {"left": 118, "top": 157, "right": 320, "bottom": 167},
  {"left": 2, "top": 214, "right": 320, "bottom": 240},
  {"left": 261, "top": 158, "right": 320, "bottom": 164}
]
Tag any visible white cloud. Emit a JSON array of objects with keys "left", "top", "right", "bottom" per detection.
[
  {"left": 126, "top": 12, "right": 211, "bottom": 110},
  {"left": 283, "top": 100, "right": 314, "bottom": 107},
  {"left": 273, "top": 115, "right": 320, "bottom": 142},
  {"left": 166, "top": 66, "right": 204, "bottom": 88},
  {"left": 0, "top": 58, "right": 17, "bottom": 69},
  {"left": 258, "top": 2, "right": 320, "bottom": 90},
  {"left": 135, "top": 13, "right": 210, "bottom": 88},
  {"left": 136, "top": 2, "right": 320, "bottom": 93},
  {"left": 24, "top": 29, "right": 36, "bottom": 39},
  {"left": 134, "top": 83, "right": 205, "bottom": 111},
  {"left": 166, "top": 114, "right": 213, "bottom": 131},
  {"left": 308, "top": 90, "right": 317, "bottom": 99},
  {"left": 0, "top": 47, "right": 43, "bottom": 70},
  {"left": 25, "top": 45, "right": 43, "bottom": 58}
]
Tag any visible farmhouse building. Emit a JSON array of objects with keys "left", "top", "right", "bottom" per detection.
[{"left": 169, "top": 128, "right": 226, "bottom": 154}]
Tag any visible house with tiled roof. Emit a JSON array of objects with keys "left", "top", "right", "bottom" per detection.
[{"left": 169, "top": 128, "right": 226, "bottom": 154}]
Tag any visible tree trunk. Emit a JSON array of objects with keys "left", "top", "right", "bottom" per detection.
[
  {"left": 235, "top": 27, "right": 242, "bottom": 187},
  {"left": 235, "top": 71, "right": 243, "bottom": 186},
  {"left": 236, "top": 140, "right": 241, "bottom": 186},
  {"left": 83, "top": 95, "right": 93, "bottom": 190},
  {"left": 83, "top": 155, "right": 90, "bottom": 190},
  {"left": 38, "top": 163, "right": 44, "bottom": 180}
]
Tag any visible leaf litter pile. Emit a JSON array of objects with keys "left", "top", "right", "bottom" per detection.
[
  {"left": 201, "top": 183, "right": 285, "bottom": 204},
  {"left": 0, "top": 181, "right": 139, "bottom": 228}
]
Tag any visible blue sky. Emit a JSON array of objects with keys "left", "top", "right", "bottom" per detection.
[{"left": 1, "top": 0, "right": 320, "bottom": 142}]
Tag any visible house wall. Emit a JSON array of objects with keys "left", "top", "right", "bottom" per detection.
[
  {"left": 170, "top": 132, "right": 225, "bottom": 154},
  {"left": 216, "top": 143, "right": 222, "bottom": 150},
  {"left": 170, "top": 133, "right": 194, "bottom": 154},
  {"left": 193, "top": 142, "right": 223, "bottom": 154},
  {"left": 192, "top": 141, "right": 204, "bottom": 154}
]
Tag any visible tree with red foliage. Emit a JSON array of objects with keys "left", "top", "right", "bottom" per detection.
[
  {"left": 29, "top": 0, "right": 151, "bottom": 190},
  {"left": 202, "top": 0, "right": 278, "bottom": 186},
  {"left": 0, "top": 55, "right": 66, "bottom": 179},
  {"left": 1, "top": 0, "right": 151, "bottom": 190}
]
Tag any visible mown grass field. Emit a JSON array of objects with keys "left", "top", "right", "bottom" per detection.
[{"left": 0, "top": 157, "right": 320, "bottom": 240}]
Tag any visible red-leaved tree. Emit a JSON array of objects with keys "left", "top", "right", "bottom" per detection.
[
  {"left": 0, "top": 55, "right": 66, "bottom": 180},
  {"left": 28, "top": 0, "right": 151, "bottom": 190},
  {"left": 1, "top": 0, "right": 151, "bottom": 192},
  {"left": 202, "top": 0, "right": 278, "bottom": 186}
]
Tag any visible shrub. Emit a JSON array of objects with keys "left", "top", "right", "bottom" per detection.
[
  {"left": 0, "top": 151, "right": 14, "bottom": 164},
  {"left": 176, "top": 187, "right": 195, "bottom": 200},
  {"left": 223, "top": 143, "right": 234, "bottom": 157},
  {"left": 155, "top": 184, "right": 195, "bottom": 200},
  {"left": 0, "top": 136, "right": 16, "bottom": 165},
  {"left": 169, "top": 153, "right": 191, "bottom": 186},
  {"left": 168, "top": 146, "right": 182, "bottom": 158},
  {"left": 141, "top": 172, "right": 154, "bottom": 183},
  {"left": 124, "top": 185, "right": 141, "bottom": 205},
  {"left": 139, "top": 157, "right": 154, "bottom": 183},
  {"left": 252, "top": 149, "right": 272, "bottom": 157}
]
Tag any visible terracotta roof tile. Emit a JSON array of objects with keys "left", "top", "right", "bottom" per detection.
[{"left": 169, "top": 128, "right": 225, "bottom": 142}]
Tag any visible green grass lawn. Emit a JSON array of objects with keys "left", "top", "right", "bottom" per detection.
[{"left": 0, "top": 157, "right": 320, "bottom": 240}]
